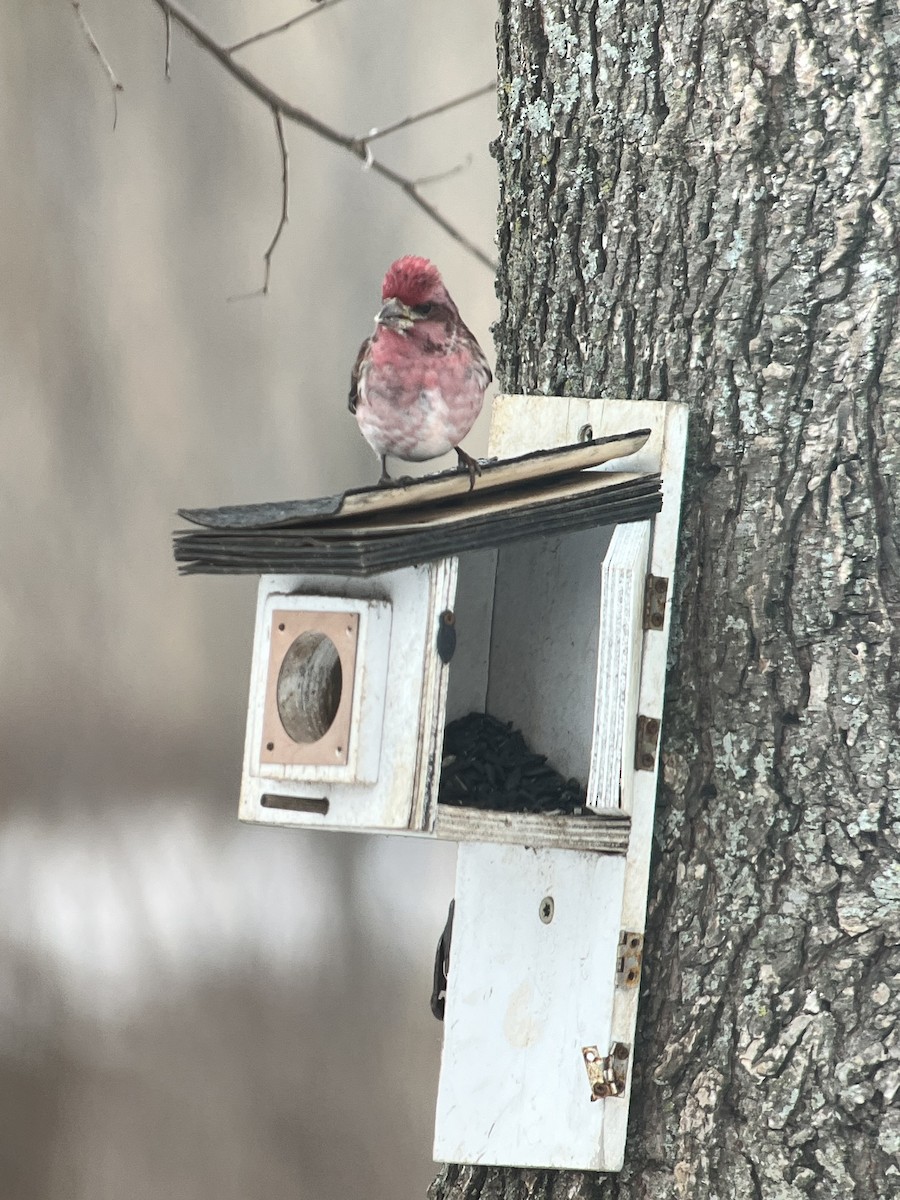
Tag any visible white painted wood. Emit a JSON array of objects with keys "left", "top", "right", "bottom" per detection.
[
  {"left": 434, "top": 843, "right": 626, "bottom": 1171},
  {"left": 485, "top": 524, "right": 614, "bottom": 785},
  {"left": 253, "top": 594, "right": 391, "bottom": 785},
  {"left": 410, "top": 556, "right": 458, "bottom": 832},
  {"left": 594, "top": 401, "right": 689, "bottom": 1163},
  {"left": 239, "top": 561, "right": 458, "bottom": 832},
  {"left": 588, "top": 522, "right": 651, "bottom": 812},
  {"left": 435, "top": 396, "right": 689, "bottom": 1173},
  {"left": 434, "top": 805, "right": 630, "bottom": 853},
  {"left": 444, "top": 548, "right": 498, "bottom": 723}
]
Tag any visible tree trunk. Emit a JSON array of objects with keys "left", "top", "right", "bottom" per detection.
[{"left": 432, "top": 1, "right": 900, "bottom": 1197}]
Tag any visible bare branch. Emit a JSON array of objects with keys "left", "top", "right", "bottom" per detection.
[
  {"left": 149, "top": 0, "right": 496, "bottom": 273},
  {"left": 370, "top": 161, "right": 495, "bottom": 271},
  {"left": 361, "top": 83, "right": 494, "bottom": 146},
  {"left": 71, "top": 1, "right": 124, "bottom": 128},
  {"left": 414, "top": 155, "right": 474, "bottom": 189},
  {"left": 230, "top": 109, "right": 290, "bottom": 300},
  {"left": 164, "top": 10, "right": 172, "bottom": 79},
  {"left": 227, "top": 0, "right": 348, "bottom": 55}
]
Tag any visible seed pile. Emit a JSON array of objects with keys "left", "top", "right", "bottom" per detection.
[{"left": 439, "top": 711, "right": 589, "bottom": 815}]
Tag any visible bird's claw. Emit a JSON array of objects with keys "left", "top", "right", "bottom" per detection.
[
  {"left": 455, "top": 448, "right": 481, "bottom": 491},
  {"left": 377, "top": 472, "right": 413, "bottom": 488}
]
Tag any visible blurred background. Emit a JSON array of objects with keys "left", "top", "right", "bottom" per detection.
[{"left": 0, "top": 2, "right": 497, "bottom": 1196}]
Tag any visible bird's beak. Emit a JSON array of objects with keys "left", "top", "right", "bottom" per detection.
[{"left": 376, "top": 297, "right": 417, "bottom": 331}]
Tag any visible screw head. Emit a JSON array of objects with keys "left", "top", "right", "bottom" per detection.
[{"left": 539, "top": 895, "right": 554, "bottom": 924}]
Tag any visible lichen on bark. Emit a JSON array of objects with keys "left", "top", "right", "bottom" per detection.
[{"left": 433, "top": 1, "right": 900, "bottom": 1197}]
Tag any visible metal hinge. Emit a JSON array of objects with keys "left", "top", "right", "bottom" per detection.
[
  {"left": 582, "top": 1042, "right": 630, "bottom": 1101},
  {"left": 642, "top": 575, "right": 669, "bottom": 630},
  {"left": 635, "top": 715, "right": 660, "bottom": 771},
  {"left": 616, "top": 931, "right": 644, "bottom": 989}
]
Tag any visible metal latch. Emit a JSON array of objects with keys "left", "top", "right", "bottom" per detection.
[
  {"left": 635, "top": 715, "right": 660, "bottom": 771},
  {"left": 430, "top": 900, "right": 455, "bottom": 1020},
  {"left": 436, "top": 610, "right": 457, "bottom": 663},
  {"left": 582, "top": 1043, "right": 630, "bottom": 1100},
  {"left": 642, "top": 575, "right": 669, "bottom": 630},
  {"left": 616, "top": 931, "right": 643, "bottom": 988}
]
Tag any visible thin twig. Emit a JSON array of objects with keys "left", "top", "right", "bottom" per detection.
[
  {"left": 149, "top": 0, "right": 496, "bottom": 273},
  {"left": 230, "top": 109, "right": 290, "bottom": 299},
  {"left": 414, "top": 155, "right": 474, "bottom": 189},
  {"left": 361, "top": 83, "right": 494, "bottom": 145},
  {"left": 71, "top": 1, "right": 124, "bottom": 128},
  {"left": 164, "top": 11, "right": 172, "bottom": 78},
  {"left": 228, "top": 0, "right": 348, "bottom": 55}
]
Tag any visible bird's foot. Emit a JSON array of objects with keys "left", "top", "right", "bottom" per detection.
[
  {"left": 455, "top": 447, "right": 482, "bottom": 491},
  {"left": 377, "top": 470, "right": 413, "bottom": 488}
]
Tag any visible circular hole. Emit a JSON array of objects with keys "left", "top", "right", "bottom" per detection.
[
  {"left": 266, "top": 742, "right": 274, "bottom": 752},
  {"left": 276, "top": 631, "right": 342, "bottom": 744},
  {"left": 278, "top": 623, "right": 285, "bottom": 632}
]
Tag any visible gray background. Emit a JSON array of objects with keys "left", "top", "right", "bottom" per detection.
[{"left": 0, "top": 2, "right": 497, "bottom": 1196}]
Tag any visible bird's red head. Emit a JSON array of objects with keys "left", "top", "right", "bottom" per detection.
[{"left": 381, "top": 256, "right": 445, "bottom": 308}]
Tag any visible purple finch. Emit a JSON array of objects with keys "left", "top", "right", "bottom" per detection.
[{"left": 349, "top": 255, "right": 492, "bottom": 485}]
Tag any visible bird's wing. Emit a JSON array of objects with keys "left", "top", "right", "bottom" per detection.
[
  {"left": 348, "top": 336, "right": 371, "bottom": 414},
  {"left": 462, "top": 319, "right": 493, "bottom": 387}
]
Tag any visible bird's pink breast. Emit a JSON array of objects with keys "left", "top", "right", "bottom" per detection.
[{"left": 356, "top": 329, "right": 486, "bottom": 462}]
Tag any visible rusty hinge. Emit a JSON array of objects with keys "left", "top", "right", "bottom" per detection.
[
  {"left": 616, "top": 931, "right": 643, "bottom": 988},
  {"left": 635, "top": 715, "right": 660, "bottom": 771},
  {"left": 582, "top": 1042, "right": 630, "bottom": 1101},
  {"left": 642, "top": 575, "right": 669, "bottom": 631}
]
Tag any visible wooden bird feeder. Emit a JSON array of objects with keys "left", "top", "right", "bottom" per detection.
[{"left": 175, "top": 395, "right": 688, "bottom": 1173}]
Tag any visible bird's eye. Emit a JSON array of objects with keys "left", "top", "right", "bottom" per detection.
[{"left": 415, "top": 303, "right": 433, "bottom": 317}]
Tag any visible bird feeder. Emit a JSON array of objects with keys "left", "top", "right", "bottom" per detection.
[{"left": 175, "top": 395, "right": 688, "bottom": 1173}]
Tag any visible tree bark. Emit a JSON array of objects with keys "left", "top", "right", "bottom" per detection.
[{"left": 432, "top": 1, "right": 900, "bottom": 1196}]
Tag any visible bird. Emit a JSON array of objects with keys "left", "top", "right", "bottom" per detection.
[{"left": 349, "top": 255, "right": 492, "bottom": 486}]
